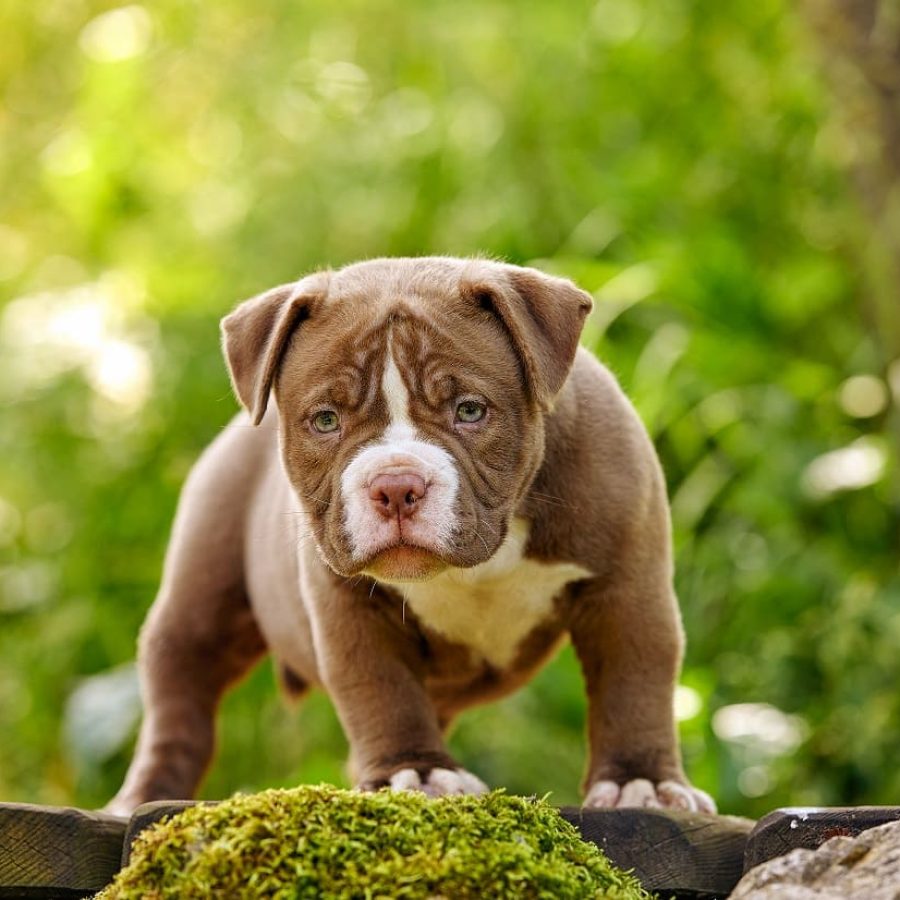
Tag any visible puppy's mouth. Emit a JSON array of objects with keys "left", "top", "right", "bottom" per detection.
[{"left": 362, "top": 543, "right": 449, "bottom": 583}]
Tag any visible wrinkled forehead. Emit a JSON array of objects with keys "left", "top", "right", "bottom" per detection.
[{"left": 275, "top": 265, "right": 523, "bottom": 406}]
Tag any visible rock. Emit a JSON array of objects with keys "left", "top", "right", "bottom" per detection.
[{"left": 732, "top": 818, "right": 900, "bottom": 899}]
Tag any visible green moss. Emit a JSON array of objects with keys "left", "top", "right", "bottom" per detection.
[{"left": 96, "top": 786, "right": 651, "bottom": 899}]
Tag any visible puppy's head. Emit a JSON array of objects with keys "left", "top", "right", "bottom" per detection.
[{"left": 222, "top": 258, "right": 591, "bottom": 582}]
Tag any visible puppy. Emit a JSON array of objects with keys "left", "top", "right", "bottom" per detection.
[{"left": 107, "top": 256, "right": 714, "bottom": 815}]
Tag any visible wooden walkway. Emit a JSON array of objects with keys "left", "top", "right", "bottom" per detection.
[{"left": 0, "top": 800, "right": 897, "bottom": 898}]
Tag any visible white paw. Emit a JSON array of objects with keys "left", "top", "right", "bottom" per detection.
[
  {"left": 584, "top": 778, "right": 716, "bottom": 813},
  {"left": 388, "top": 766, "right": 488, "bottom": 798}
]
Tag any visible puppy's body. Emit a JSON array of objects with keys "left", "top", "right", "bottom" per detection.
[{"left": 109, "top": 257, "right": 713, "bottom": 814}]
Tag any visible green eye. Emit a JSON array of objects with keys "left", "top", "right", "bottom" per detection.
[
  {"left": 455, "top": 400, "right": 487, "bottom": 424},
  {"left": 312, "top": 410, "right": 340, "bottom": 433}
]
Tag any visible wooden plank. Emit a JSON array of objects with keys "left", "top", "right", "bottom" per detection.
[
  {"left": 559, "top": 807, "right": 755, "bottom": 899},
  {"left": 0, "top": 802, "right": 127, "bottom": 900},
  {"left": 744, "top": 806, "right": 900, "bottom": 872}
]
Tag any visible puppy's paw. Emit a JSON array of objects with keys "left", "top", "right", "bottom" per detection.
[
  {"left": 584, "top": 778, "right": 716, "bottom": 813},
  {"left": 390, "top": 766, "right": 489, "bottom": 797},
  {"left": 360, "top": 766, "right": 488, "bottom": 798}
]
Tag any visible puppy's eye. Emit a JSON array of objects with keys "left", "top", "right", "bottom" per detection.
[
  {"left": 312, "top": 410, "right": 340, "bottom": 433},
  {"left": 455, "top": 400, "right": 487, "bottom": 424}
]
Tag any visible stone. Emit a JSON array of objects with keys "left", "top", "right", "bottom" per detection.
[{"left": 732, "top": 818, "right": 900, "bottom": 899}]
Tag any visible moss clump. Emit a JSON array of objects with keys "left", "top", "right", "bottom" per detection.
[{"left": 96, "top": 786, "right": 650, "bottom": 899}]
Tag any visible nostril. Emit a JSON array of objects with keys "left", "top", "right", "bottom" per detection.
[{"left": 368, "top": 473, "right": 428, "bottom": 519}]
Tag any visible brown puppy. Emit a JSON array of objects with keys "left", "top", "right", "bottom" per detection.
[{"left": 107, "top": 256, "right": 714, "bottom": 815}]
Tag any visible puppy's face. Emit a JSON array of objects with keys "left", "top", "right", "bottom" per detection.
[
  {"left": 222, "top": 258, "right": 592, "bottom": 582},
  {"left": 276, "top": 285, "right": 538, "bottom": 581}
]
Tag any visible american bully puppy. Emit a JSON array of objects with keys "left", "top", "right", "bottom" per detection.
[{"left": 107, "top": 256, "right": 714, "bottom": 815}]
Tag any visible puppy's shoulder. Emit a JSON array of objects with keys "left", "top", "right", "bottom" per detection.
[
  {"left": 552, "top": 348, "right": 651, "bottom": 457},
  {"left": 568, "top": 347, "right": 633, "bottom": 417},
  {"left": 533, "top": 348, "right": 664, "bottom": 541}
]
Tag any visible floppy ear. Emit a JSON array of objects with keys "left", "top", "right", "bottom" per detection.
[
  {"left": 221, "top": 273, "right": 329, "bottom": 425},
  {"left": 463, "top": 264, "right": 593, "bottom": 410}
]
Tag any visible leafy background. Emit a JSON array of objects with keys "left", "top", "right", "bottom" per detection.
[{"left": 1, "top": 0, "right": 898, "bottom": 819}]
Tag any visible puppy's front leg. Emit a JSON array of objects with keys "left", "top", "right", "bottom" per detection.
[
  {"left": 313, "top": 585, "right": 487, "bottom": 798},
  {"left": 570, "top": 566, "right": 715, "bottom": 813}
]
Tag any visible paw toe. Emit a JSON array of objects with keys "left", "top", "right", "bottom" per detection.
[
  {"left": 421, "top": 767, "right": 462, "bottom": 796},
  {"left": 691, "top": 785, "right": 718, "bottom": 814},
  {"left": 619, "top": 778, "right": 662, "bottom": 808},
  {"left": 388, "top": 768, "right": 422, "bottom": 791},
  {"left": 583, "top": 780, "right": 621, "bottom": 808},
  {"left": 657, "top": 779, "right": 695, "bottom": 810}
]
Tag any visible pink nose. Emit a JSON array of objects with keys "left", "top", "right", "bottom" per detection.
[{"left": 369, "top": 473, "right": 427, "bottom": 520}]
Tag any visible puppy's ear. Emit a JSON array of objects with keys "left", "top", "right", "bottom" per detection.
[
  {"left": 464, "top": 265, "right": 593, "bottom": 410},
  {"left": 221, "top": 273, "right": 329, "bottom": 425}
]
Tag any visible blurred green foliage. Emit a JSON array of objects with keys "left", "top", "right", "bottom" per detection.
[{"left": 1, "top": 0, "right": 898, "bottom": 819}]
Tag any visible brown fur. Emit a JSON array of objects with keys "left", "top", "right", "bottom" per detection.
[{"left": 108, "top": 257, "right": 707, "bottom": 813}]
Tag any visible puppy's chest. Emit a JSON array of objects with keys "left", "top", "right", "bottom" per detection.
[{"left": 393, "top": 520, "right": 591, "bottom": 669}]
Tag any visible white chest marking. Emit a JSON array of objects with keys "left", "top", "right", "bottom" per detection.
[{"left": 395, "top": 519, "right": 592, "bottom": 669}]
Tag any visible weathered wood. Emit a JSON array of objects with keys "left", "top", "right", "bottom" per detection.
[
  {"left": 0, "top": 802, "right": 127, "bottom": 899},
  {"left": 559, "top": 807, "right": 755, "bottom": 899},
  {"left": 744, "top": 806, "right": 900, "bottom": 872}
]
